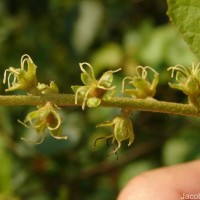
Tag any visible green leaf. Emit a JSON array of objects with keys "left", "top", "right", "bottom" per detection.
[{"left": 167, "top": 0, "right": 200, "bottom": 59}]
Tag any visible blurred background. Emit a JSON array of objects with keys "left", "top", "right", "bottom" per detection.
[{"left": 0, "top": 0, "right": 199, "bottom": 199}]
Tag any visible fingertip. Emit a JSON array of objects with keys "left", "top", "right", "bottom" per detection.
[{"left": 117, "top": 160, "right": 200, "bottom": 200}]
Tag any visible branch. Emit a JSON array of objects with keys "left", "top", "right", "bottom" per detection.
[
  {"left": 79, "top": 140, "right": 163, "bottom": 179},
  {"left": 0, "top": 94, "right": 199, "bottom": 117}
]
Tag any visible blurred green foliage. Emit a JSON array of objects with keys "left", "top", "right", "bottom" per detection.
[
  {"left": 0, "top": 0, "right": 199, "bottom": 199},
  {"left": 167, "top": 0, "right": 200, "bottom": 59}
]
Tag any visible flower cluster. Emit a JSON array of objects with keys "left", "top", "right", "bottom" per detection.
[
  {"left": 19, "top": 102, "right": 67, "bottom": 144},
  {"left": 122, "top": 66, "right": 159, "bottom": 99},
  {"left": 168, "top": 63, "right": 200, "bottom": 107},
  {"left": 2, "top": 54, "right": 162, "bottom": 155},
  {"left": 95, "top": 109, "right": 134, "bottom": 155},
  {"left": 3, "top": 54, "right": 37, "bottom": 92},
  {"left": 72, "top": 62, "right": 121, "bottom": 109},
  {"left": 3, "top": 55, "right": 68, "bottom": 144}
]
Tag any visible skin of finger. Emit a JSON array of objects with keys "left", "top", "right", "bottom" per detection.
[{"left": 117, "top": 160, "right": 200, "bottom": 200}]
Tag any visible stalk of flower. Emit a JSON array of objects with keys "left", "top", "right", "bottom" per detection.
[
  {"left": 19, "top": 102, "right": 67, "bottom": 144},
  {"left": 168, "top": 63, "right": 200, "bottom": 107},
  {"left": 122, "top": 66, "right": 159, "bottom": 99},
  {"left": 95, "top": 108, "right": 134, "bottom": 155},
  {"left": 71, "top": 62, "right": 121, "bottom": 109},
  {"left": 3, "top": 54, "right": 37, "bottom": 92}
]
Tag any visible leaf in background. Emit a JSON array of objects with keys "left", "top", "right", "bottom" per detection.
[
  {"left": 72, "top": 0, "right": 104, "bottom": 54},
  {"left": 139, "top": 25, "right": 196, "bottom": 66},
  {"left": 167, "top": 0, "right": 200, "bottom": 59},
  {"left": 90, "top": 43, "right": 123, "bottom": 74},
  {"left": 0, "top": 139, "right": 12, "bottom": 195},
  {"left": 162, "top": 138, "right": 191, "bottom": 165},
  {"left": 162, "top": 126, "right": 200, "bottom": 165},
  {"left": 118, "top": 160, "right": 157, "bottom": 189}
]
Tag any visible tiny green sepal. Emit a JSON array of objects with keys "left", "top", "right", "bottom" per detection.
[
  {"left": 168, "top": 63, "right": 200, "bottom": 107},
  {"left": 3, "top": 54, "right": 37, "bottom": 92},
  {"left": 122, "top": 66, "right": 159, "bottom": 99},
  {"left": 87, "top": 97, "right": 101, "bottom": 107},
  {"left": 95, "top": 108, "right": 134, "bottom": 154},
  {"left": 18, "top": 102, "right": 67, "bottom": 144},
  {"left": 71, "top": 62, "right": 121, "bottom": 109}
]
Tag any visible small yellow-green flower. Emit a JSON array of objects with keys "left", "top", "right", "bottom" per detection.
[
  {"left": 3, "top": 54, "right": 37, "bottom": 92},
  {"left": 72, "top": 62, "right": 121, "bottom": 109},
  {"left": 95, "top": 109, "right": 134, "bottom": 154},
  {"left": 37, "top": 81, "right": 59, "bottom": 94},
  {"left": 122, "top": 66, "right": 159, "bottom": 99},
  {"left": 168, "top": 63, "right": 200, "bottom": 106},
  {"left": 19, "top": 102, "right": 67, "bottom": 144}
]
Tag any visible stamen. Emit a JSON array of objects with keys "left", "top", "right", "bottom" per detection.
[
  {"left": 82, "top": 88, "right": 92, "bottom": 110},
  {"left": 122, "top": 77, "right": 133, "bottom": 93},
  {"left": 79, "top": 62, "right": 95, "bottom": 79},
  {"left": 168, "top": 65, "right": 190, "bottom": 78},
  {"left": 136, "top": 66, "right": 147, "bottom": 79},
  {"left": 3, "top": 69, "right": 9, "bottom": 84}
]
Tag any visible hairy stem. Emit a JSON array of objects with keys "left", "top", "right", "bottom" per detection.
[{"left": 0, "top": 94, "right": 199, "bottom": 117}]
